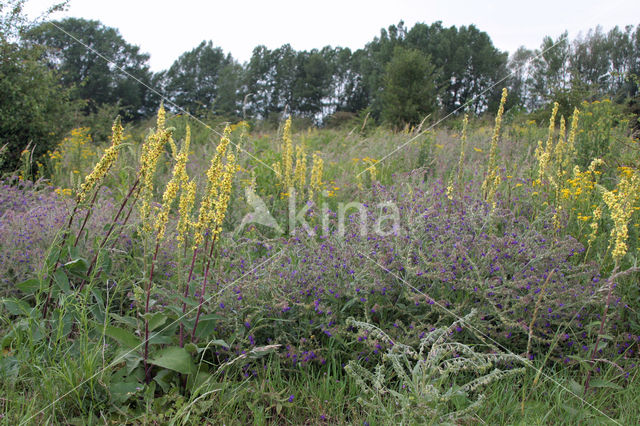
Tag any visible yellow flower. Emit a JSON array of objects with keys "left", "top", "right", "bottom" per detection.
[{"left": 77, "top": 117, "right": 124, "bottom": 203}]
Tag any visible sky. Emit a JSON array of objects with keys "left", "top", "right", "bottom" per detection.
[{"left": 24, "top": 0, "right": 638, "bottom": 72}]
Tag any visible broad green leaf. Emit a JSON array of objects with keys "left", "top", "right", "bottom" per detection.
[
  {"left": 193, "top": 314, "right": 219, "bottom": 339},
  {"left": 53, "top": 269, "right": 70, "bottom": 294},
  {"left": 109, "top": 381, "right": 141, "bottom": 403},
  {"left": 16, "top": 278, "right": 42, "bottom": 295},
  {"left": 104, "top": 325, "right": 140, "bottom": 350},
  {"left": 110, "top": 313, "right": 139, "bottom": 328},
  {"left": 140, "top": 312, "right": 168, "bottom": 332},
  {"left": 2, "top": 298, "right": 30, "bottom": 316},
  {"left": 148, "top": 346, "right": 195, "bottom": 375}
]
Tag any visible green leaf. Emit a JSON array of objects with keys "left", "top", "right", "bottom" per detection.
[
  {"left": 187, "top": 370, "right": 212, "bottom": 390},
  {"left": 16, "top": 278, "right": 42, "bottom": 295},
  {"left": 97, "top": 254, "right": 112, "bottom": 276},
  {"left": 53, "top": 269, "right": 71, "bottom": 294},
  {"left": 45, "top": 247, "right": 61, "bottom": 270},
  {"left": 109, "top": 381, "right": 141, "bottom": 403},
  {"left": 141, "top": 312, "right": 168, "bottom": 332},
  {"left": 589, "top": 379, "right": 622, "bottom": 390},
  {"left": 568, "top": 379, "right": 582, "bottom": 395},
  {"left": 110, "top": 313, "right": 139, "bottom": 328},
  {"left": 193, "top": 314, "right": 220, "bottom": 339},
  {"left": 104, "top": 325, "right": 140, "bottom": 350},
  {"left": 148, "top": 346, "right": 196, "bottom": 375},
  {"left": 2, "top": 298, "right": 31, "bottom": 316},
  {"left": 64, "top": 257, "right": 89, "bottom": 276}
]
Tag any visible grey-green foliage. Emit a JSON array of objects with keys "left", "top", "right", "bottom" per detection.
[{"left": 345, "top": 310, "right": 526, "bottom": 424}]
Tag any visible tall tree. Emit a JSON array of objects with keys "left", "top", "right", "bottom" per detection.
[
  {"left": 26, "top": 17, "right": 154, "bottom": 119},
  {"left": 160, "top": 40, "right": 234, "bottom": 117},
  {"left": 380, "top": 47, "right": 439, "bottom": 127},
  {"left": 1, "top": 0, "right": 74, "bottom": 171}
]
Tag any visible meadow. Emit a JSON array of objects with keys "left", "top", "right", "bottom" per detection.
[{"left": 1, "top": 93, "right": 640, "bottom": 424}]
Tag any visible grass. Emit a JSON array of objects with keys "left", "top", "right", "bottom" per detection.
[{"left": 1, "top": 97, "right": 639, "bottom": 424}]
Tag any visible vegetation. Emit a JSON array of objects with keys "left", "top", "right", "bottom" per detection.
[{"left": 1, "top": 1, "right": 640, "bottom": 424}]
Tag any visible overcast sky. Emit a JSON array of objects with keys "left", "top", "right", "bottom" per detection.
[{"left": 24, "top": 0, "right": 637, "bottom": 72}]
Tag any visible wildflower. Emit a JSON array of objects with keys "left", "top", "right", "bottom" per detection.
[
  {"left": 155, "top": 126, "right": 191, "bottom": 242},
  {"left": 482, "top": 88, "right": 507, "bottom": 207},
  {"left": 77, "top": 117, "right": 124, "bottom": 202},
  {"left": 139, "top": 105, "right": 173, "bottom": 234},
  {"left": 603, "top": 169, "right": 640, "bottom": 263},
  {"left": 294, "top": 144, "right": 307, "bottom": 194},
  {"left": 282, "top": 117, "right": 294, "bottom": 190},
  {"left": 456, "top": 114, "right": 469, "bottom": 190}
]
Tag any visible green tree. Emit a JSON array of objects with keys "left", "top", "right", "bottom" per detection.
[
  {"left": 26, "top": 17, "right": 155, "bottom": 119},
  {"left": 1, "top": 0, "right": 74, "bottom": 171},
  {"left": 292, "top": 50, "right": 331, "bottom": 118},
  {"left": 380, "top": 47, "right": 439, "bottom": 127},
  {"left": 160, "top": 40, "right": 236, "bottom": 117}
]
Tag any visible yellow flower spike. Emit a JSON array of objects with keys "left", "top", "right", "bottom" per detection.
[
  {"left": 155, "top": 127, "right": 191, "bottom": 242},
  {"left": 309, "top": 152, "right": 324, "bottom": 201},
  {"left": 215, "top": 152, "right": 236, "bottom": 226},
  {"left": 482, "top": 88, "right": 507, "bottom": 205},
  {"left": 294, "top": 144, "right": 307, "bottom": 195},
  {"left": 192, "top": 128, "right": 232, "bottom": 249},
  {"left": 177, "top": 179, "right": 196, "bottom": 248},
  {"left": 602, "top": 170, "right": 640, "bottom": 264},
  {"left": 139, "top": 107, "right": 174, "bottom": 234},
  {"left": 282, "top": 117, "right": 294, "bottom": 191},
  {"left": 77, "top": 117, "right": 124, "bottom": 203},
  {"left": 456, "top": 114, "right": 469, "bottom": 190}
]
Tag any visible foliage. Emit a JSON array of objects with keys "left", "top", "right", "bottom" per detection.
[
  {"left": 0, "top": 19, "right": 74, "bottom": 171},
  {"left": 380, "top": 47, "right": 439, "bottom": 127},
  {"left": 345, "top": 311, "right": 525, "bottom": 423},
  {"left": 26, "top": 17, "right": 156, "bottom": 119}
]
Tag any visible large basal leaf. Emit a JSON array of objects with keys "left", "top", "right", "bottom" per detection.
[
  {"left": 16, "top": 278, "right": 42, "bottom": 295},
  {"left": 64, "top": 257, "right": 89, "bottom": 276},
  {"left": 53, "top": 269, "right": 71, "bottom": 294},
  {"left": 2, "top": 298, "right": 31, "bottom": 316},
  {"left": 104, "top": 325, "right": 140, "bottom": 350},
  {"left": 148, "top": 346, "right": 196, "bottom": 375}
]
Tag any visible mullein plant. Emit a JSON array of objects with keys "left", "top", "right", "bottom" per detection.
[
  {"left": 179, "top": 127, "right": 236, "bottom": 348},
  {"left": 42, "top": 117, "right": 124, "bottom": 319},
  {"left": 78, "top": 106, "right": 172, "bottom": 291},
  {"left": 584, "top": 166, "right": 640, "bottom": 393},
  {"left": 446, "top": 113, "right": 469, "bottom": 200},
  {"left": 273, "top": 117, "right": 325, "bottom": 206},
  {"left": 481, "top": 88, "right": 507, "bottom": 209},
  {"left": 139, "top": 122, "right": 236, "bottom": 383},
  {"left": 143, "top": 124, "right": 191, "bottom": 383}
]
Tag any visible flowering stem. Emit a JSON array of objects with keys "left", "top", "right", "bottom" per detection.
[
  {"left": 108, "top": 186, "right": 141, "bottom": 250},
  {"left": 180, "top": 247, "right": 199, "bottom": 348},
  {"left": 584, "top": 265, "right": 640, "bottom": 394},
  {"left": 144, "top": 241, "right": 160, "bottom": 384},
  {"left": 78, "top": 177, "right": 140, "bottom": 291},
  {"left": 74, "top": 187, "right": 100, "bottom": 247},
  {"left": 191, "top": 235, "right": 218, "bottom": 342},
  {"left": 42, "top": 203, "right": 79, "bottom": 320}
]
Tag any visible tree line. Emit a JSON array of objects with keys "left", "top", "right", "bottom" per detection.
[{"left": 1, "top": 0, "right": 639, "bottom": 170}]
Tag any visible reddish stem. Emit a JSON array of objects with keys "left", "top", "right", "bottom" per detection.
[
  {"left": 42, "top": 203, "right": 79, "bottom": 319},
  {"left": 191, "top": 236, "right": 217, "bottom": 341},
  {"left": 78, "top": 177, "right": 140, "bottom": 291},
  {"left": 144, "top": 241, "right": 160, "bottom": 384},
  {"left": 109, "top": 186, "right": 141, "bottom": 250},
  {"left": 180, "top": 247, "right": 199, "bottom": 347},
  {"left": 74, "top": 187, "right": 100, "bottom": 247}
]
